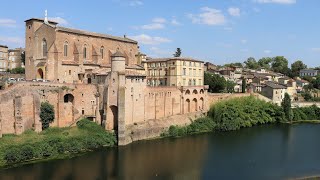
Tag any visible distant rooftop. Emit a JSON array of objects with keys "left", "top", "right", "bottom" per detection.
[
  {"left": 0, "top": 45, "right": 8, "bottom": 48},
  {"left": 265, "top": 81, "right": 287, "bottom": 89},
  {"left": 146, "top": 57, "right": 204, "bottom": 63}
]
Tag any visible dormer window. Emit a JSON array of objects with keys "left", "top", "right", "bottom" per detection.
[{"left": 42, "top": 39, "right": 47, "bottom": 57}]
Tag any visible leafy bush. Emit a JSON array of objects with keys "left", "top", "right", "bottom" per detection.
[
  {"left": 2, "top": 119, "right": 116, "bottom": 166},
  {"left": 208, "top": 96, "right": 284, "bottom": 131},
  {"left": 4, "top": 147, "right": 21, "bottom": 164},
  {"left": 20, "top": 145, "right": 35, "bottom": 161},
  {"left": 162, "top": 117, "right": 217, "bottom": 137},
  {"left": 40, "top": 102, "right": 55, "bottom": 130},
  {"left": 293, "top": 105, "right": 320, "bottom": 121}
]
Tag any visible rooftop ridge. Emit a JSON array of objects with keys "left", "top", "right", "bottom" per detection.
[{"left": 56, "top": 26, "right": 137, "bottom": 44}]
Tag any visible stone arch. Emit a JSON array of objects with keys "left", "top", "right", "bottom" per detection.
[
  {"left": 185, "top": 89, "right": 191, "bottom": 95},
  {"left": 110, "top": 105, "right": 118, "bottom": 131},
  {"left": 192, "top": 89, "right": 198, "bottom": 94},
  {"left": 200, "top": 89, "right": 204, "bottom": 94},
  {"left": 37, "top": 68, "right": 44, "bottom": 79},
  {"left": 64, "top": 94, "right": 74, "bottom": 103},
  {"left": 200, "top": 97, "right": 204, "bottom": 110},
  {"left": 192, "top": 98, "right": 198, "bottom": 112},
  {"left": 186, "top": 99, "right": 190, "bottom": 113}
]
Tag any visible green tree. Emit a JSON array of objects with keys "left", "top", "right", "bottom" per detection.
[
  {"left": 204, "top": 72, "right": 226, "bottom": 93},
  {"left": 302, "top": 92, "right": 313, "bottom": 101},
  {"left": 281, "top": 93, "right": 293, "bottom": 121},
  {"left": 225, "top": 62, "right": 243, "bottom": 68},
  {"left": 271, "top": 56, "right": 288, "bottom": 74},
  {"left": 258, "top": 57, "right": 272, "bottom": 69},
  {"left": 242, "top": 78, "right": 246, "bottom": 93},
  {"left": 173, "top": 48, "right": 181, "bottom": 57},
  {"left": 226, "top": 81, "right": 236, "bottom": 93},
  {"left": 40, "top": 102, "right": 55, "bottom": 130},
  {"left": 244, "top": 57, "right": 259, "bottom": 69},
  {"left": 312, "top": 75, "right": 320, "bottom": 89},
  {"left": 10, "top": 67, "right": 25, "bottom": 74},
  {"left": 21, "top": 51, "right": 25, "bottom": 65},
  {"left": 291, "top": 60, "right": 307, "bottom": 78}
]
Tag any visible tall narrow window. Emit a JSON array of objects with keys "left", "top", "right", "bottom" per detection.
[
  {"left": 42, "top": 39, "right": 47, "bottom": 57},
  {"left": 64, "top": 42, "right": 68, "bottom": 57},
  {"left": 83, "top": 46, "right": 87, "bottom": 59},
  {"left": 100, "top": 47, "right": 104, "bottom": 59}
]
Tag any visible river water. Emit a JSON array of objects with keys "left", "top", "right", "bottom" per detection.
[{"left": 1, "top": 124, "right": 320, "bottom": 180}]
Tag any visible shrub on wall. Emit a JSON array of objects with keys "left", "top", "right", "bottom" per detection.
[{"left": 40, "top": 102, "right": 55, "bottom": 130}]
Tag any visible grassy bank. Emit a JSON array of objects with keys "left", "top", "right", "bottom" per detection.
[
  {"left": 162, "top": 96, "right": 320, "bottom": 137},
  {"left": 0, "top": 119, "right": 116, "bottom": 168}
]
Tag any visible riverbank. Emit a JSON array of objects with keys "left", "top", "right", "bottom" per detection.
[
  {"left": 161, "top": 96, "right": 320, "bottom": 138},
  {"left": 0, "top": 119, "right": 116, "bottom": 168}
]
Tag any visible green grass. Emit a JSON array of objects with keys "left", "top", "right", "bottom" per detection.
[{"left": 0, "top": 119, "right": 116, "bottom": 168}]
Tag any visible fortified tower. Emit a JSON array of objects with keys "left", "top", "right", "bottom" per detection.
[{"left": 105, "top": 51, "right": 127, "bottom": 145}]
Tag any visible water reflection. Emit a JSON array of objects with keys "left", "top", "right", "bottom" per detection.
[
  {"left": 0, "top": 135, "right": 208, "bottom": 180},
  {"left": 2, "top": 124, "right": 320, "bottom": 179}
]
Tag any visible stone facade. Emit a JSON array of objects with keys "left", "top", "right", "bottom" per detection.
[
  {"left": 0, "top": 45, "right": 8, "bottom": 72},
  {"left": 25, "top": 18, "right": 142, "bottom": 83},
  {"left": 143, "top": 57, "right": 204, "bottom": 87},
  {"left": 8, "top": 48, "right": 24, "bottom": 70}
]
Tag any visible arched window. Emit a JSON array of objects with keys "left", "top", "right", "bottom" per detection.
[
  {"left": 42, "top": 39, "right": 47, "bottom": 57},
  {"left": 100, "top": 47, "right": 104, "bottom": 59},
  {"left": 83, "top": 45, "right": 87, "bottom": 59},
  {"left": 64, "top": 42, "right": 68, "bottom": 57}
]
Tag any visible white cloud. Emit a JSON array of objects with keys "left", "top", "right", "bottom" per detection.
[
  {"left": 228, "top": 7, "right": 241, "bottom": 17},
  {"left": 0, "top": 36, "right": 24, "bottom": 46},
  {"left": 311, "top": 48, "right": 320, "bottom": 52},
  {"left": 188, "top": 7, "right": 226, "bottom": 26},
  {"left": 0, "top": 19, "right": 16, "bottom": 27},
  {"left": 152, "top": 17, "right": 166, "bottom": 23},
  {"left": 171, "top": 19, "right": 182, "bottom": 26},
  {"left": 149, "top": 47, "right": 171, "bottom": 57},
  {"left": 137, "top": 17, "right": 167, "bottom": 30},
  {"left": 254, "top": 0, "right": 296, "bottom": 4},
  {"left": 49, "top": 17, "right": 68, "bottom": 25},
  {"left": 141, "top": 23, "right": 165, "bottom": 30},
  {"left": 241, "top": 39, "right": 248, "bottom": 44},
  {"left": 253, "top": 7, "right": 261, "bottom": 13},
  {"left": 129, "top": 34, "right": 172, "bottom": 45},
  {"left": 129, "top": 0, "right": 143, "bottom": 6},
  {"left": 264, "top": 50, "right": 271, "bottom": 54}
]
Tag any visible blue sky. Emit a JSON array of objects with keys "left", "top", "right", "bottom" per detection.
[{"left": 0, "top": 0, "right": 319, "bottom": 67}]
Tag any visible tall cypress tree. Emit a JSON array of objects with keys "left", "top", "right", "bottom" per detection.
[{"left": 281, "top": 93, "right": 293, "bottom": 121}]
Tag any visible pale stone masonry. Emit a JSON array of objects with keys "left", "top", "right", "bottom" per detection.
[
  {"left": 8, "top": 48, "right": 24, "bottom": 70},
  {"left": 0, "top": 45, "right": 8, "bottom": 72},
  {"left": 143, "top": 57, "right": 204, "bottom": 87}
]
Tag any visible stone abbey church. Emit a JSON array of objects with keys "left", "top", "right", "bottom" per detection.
[{"left": 0, "top": 17, "right": 209, "bottom": 145}]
